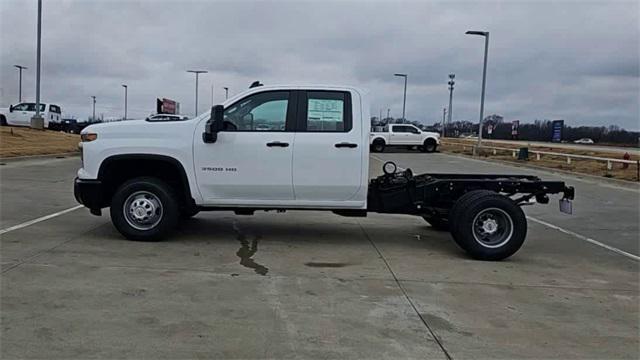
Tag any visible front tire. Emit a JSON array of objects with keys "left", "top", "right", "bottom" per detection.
[
  {"left": 450, "top": 192, "right": 527, "bottom": 261},
  {"left": 421, "top": 138, "right": 437, "bottom": 153},
  {"left": 0, "top": 115, "right": 7, "bottom": 126},
  {"left": 110, "top": 177, "right": 179, "bottom": 241}
]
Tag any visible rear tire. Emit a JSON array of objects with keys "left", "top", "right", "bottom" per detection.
[
  {"left": 110, "top": 177, "right": 179, "bottom": 241},
  {"left": 450, "top": 192, "right": 527, "bottom": 261},
  {"left": 371, "top": 140, "right": 385, "bottom": 153}
]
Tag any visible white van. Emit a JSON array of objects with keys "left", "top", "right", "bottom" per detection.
[{"left": 0, "top": 102, "right": 62, "bottom": 129}]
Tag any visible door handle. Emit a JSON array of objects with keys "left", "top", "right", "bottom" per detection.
[
  {"left": 335, "top": 142, "right": 358, "bottom": 148},
  {"left": 266, "top": 141, "right": 289, "bottom": 147}
]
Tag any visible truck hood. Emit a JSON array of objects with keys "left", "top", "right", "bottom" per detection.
[{"left": 81, "top": 118, "right": 197, "bottom": 140}]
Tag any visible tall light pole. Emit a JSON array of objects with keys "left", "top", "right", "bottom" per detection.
[
  {"left": 466, "top": 30, "right": 489, "bottom": 153},
  {"left": 91, "top": 96, "right": 96, "bottom": 121},
  {"left": 394, "top": 73, "right": 408, "bottom": 122},
  {"left": 223, "top": 87, "right": 229, "bottom": 100},
  {"left": 211, "top": 83, "right": 214, "bottom": 107},
  {"left": 14, "top": 65, "right": 27, "bottom": 102},
  {"left": 31, "top": 0, "right": 43, "bottom": 129},
  {"left": 187, "top": 70, "right": 207, "bottom": 117},
  {"left": 387, "top": 108, "right": 390, "bottom": 121},
  {"left": 446, "top": 74, "right": 455, "bottom": 137},
  {"left": 121, "top": 84, "right": 128, "bottom": 120}
]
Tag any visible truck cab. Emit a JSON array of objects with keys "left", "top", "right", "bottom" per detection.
[
  {"left": 75, "top": 84, "right": 573, "bottom": 261},
  {"left": 75, "top": 85, "right": 369, "bottom": 214}
]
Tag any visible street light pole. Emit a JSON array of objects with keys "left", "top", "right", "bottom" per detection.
[
  {"left": 466, "top": 30, "right": 489, "bottom": 153},
  {"left": 13, "top": 65, "right": 27, "bottom": 102},
  {"left": 394, "top": 73, "right": 407, "bottom": 122},
  {"left": 187, "top": 70, "right": 208, "bottom": 117},
  {"left": 91, "top": 96, "right": 96, "bottom": 121},
  {"left": 223, "top": 87, "right": 229, "bottom": 100},
  {"left": 31, "top": 0, "right": 43, "bottom": 129},
  {"left": 121, "top": 84, "right": 128, "bottom": 120},
  {"left": 387, "top": 108, "right": 390, "bottom": 121},
  {"left": 447, "top": 74, "right": 455, "bottom": 138}
]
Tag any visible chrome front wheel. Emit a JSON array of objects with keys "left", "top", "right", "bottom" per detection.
[{"left": 123, "top": 191, "right": 164, "bottom": 231}]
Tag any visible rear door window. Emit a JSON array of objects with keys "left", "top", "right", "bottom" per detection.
[
  {"left": 299, "top": 91, "right": 352, "bottom": 132},
  {"left": 49, "top": 105, "right": 61, "bottom": 113},
  {"left": 392, "top": 125, "right": 412, "bottom": 133}
]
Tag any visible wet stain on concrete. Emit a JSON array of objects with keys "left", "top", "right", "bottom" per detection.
[
  {"left": 137, "top": 316, "right": 159, "bottom": 325},
  {"left": 233, "top": 221, "right": 268, "bottom": 276},
  {"left": 422, "top": 313, "right": 474, "bottom": 337},
  {"left": 304, "top": 262, "right": 350, "bottom": 268},
  {"left": 122, "top": 288, "right": 147, "bottom": 297}
]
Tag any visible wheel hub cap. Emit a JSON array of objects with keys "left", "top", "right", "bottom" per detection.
[
  {"left": 123, "top": 191, "right": 163, "bottom": 231},
  {"left": 482, "top": 219, "right": 498, "bottom": 234}
]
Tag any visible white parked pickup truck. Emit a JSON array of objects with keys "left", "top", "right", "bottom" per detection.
[
  {"left": 0, "top": 102, "right": 63, "bottom": 129},
  {"left": 75, "top": 84, "right": 574, "bottom": 260},
  {"left": 370, "top": 124, "right": 440, "bottom": 153}
]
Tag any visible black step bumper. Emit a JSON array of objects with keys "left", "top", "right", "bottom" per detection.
[{"left": 74, "top": 177, "right": 104, "bottom": 212}]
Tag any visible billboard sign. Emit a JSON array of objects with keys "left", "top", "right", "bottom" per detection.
[
  {"left": 156, "top": 98, "right": 180, "bottom": 114},
  {"left": 511, "top": 120, "right": 519, "bottom": 139},
  {"left": 551, "top": 120, "right": 564, "bottom": 142}
]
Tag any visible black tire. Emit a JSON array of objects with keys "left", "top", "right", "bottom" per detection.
[
  {"left": 110, "top": 177, "right": 179, "bottom": 241},
  {"left": 0, "top": 115, "right": 7, "bottom": 126},
  {"left": 450, "top": 192, "right": 527, "bottom": 261},
  {"left": 371, "top": 139, "right": 385, "bottom": 153},
  {"left": 421, "top": 138, "right": 437, "bottom": 153},
  {"left": 422, "top": 216, "right": 449, "bottom": 231},
  {"left": 180, "top": 207, "right": 200, "bottom": 219}
]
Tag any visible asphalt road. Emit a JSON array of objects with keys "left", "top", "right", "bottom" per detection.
[{"left": 1, "top": 154, "right": 638, "bottom": 359}]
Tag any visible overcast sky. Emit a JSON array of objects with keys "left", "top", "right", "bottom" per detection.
[{"left": 1, "top": 0, "right": 638, "bottom": 129}]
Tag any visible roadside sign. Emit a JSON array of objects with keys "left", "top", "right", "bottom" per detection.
[{"left": 551, "top": 120, "right": 564, "bottom": 142}]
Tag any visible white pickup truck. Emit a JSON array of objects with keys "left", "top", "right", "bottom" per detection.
[
  {"left": 370, "top": 124, "right": 440, "bottom": 153},
  {"left": 75, "top": 84, "right": 574, "bottom": 260},
  {"left": 0, "top": 102, "right": 63, "bottom": 129}
]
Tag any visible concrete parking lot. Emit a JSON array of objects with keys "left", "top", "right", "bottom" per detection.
[{"left": 1, "top": 153, "right": 638, "bottom": 359}]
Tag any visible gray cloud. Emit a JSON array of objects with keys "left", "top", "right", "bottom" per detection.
[{"left": 1, "top": 0, "right": 638, "bottom": 129}]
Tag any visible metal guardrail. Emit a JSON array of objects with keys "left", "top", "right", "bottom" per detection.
[{"left": 444, "top": 141, "right": 640, "bottom": 181}]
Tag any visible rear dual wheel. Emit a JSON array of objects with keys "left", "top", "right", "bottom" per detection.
[{"left": 448, "top": 190, "right": 527, "bottom": 261}]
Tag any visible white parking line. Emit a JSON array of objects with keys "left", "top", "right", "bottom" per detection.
[
  {"left": 527, "top": 216, "right": 639, "bottom": 261},
  {"left": 0, "top": 205, "right": 83, "bottom": 235}
]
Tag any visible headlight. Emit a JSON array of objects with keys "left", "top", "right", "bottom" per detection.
[{"left": 81, "top": 133, "right": 97, "bottom": 142}]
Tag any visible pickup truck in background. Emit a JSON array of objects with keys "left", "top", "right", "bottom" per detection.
[
  {"left": 370, "top": 124, "right": 440, "bottom": 153},
  {"left": 74, "top": 84, "right": 574, "bottom": 261},
  {"left": 0, "top": 102, "right": 62, "bottom": 129}
]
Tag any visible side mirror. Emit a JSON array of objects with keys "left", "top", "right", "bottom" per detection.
[
  {"left": 203, "top": 105, "right": 224, "bottom": 143},
  {"left": 9, "top": 105, "right": 13, "bottom": 112}
]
